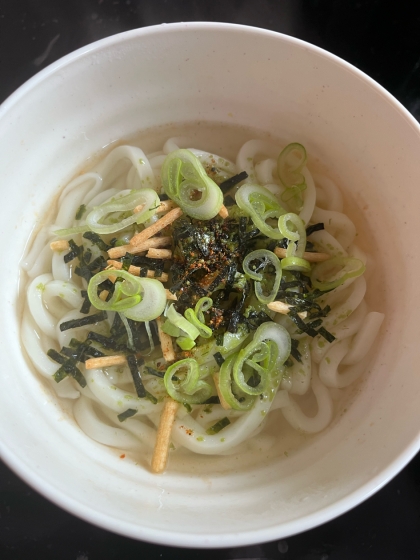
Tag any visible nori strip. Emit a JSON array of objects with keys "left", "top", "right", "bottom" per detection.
[
  {"left": 306, "top": 223, "right": 324, "bottom": 237},
  {"left": 126, "top": 354, "right": 146, "bottom": 398},
  {"left": 63, "top": 239, "right": 81, "bottom": 263},
  {"left": 54, "top": 362, "right": 86, "bottom": 387},
  {"left": 206, "top": 416, "right": 231, "bottom": 435},
  {"left": 203, "top": 396, "right": 221, "bottom": 405},
  {"left": 69, "top": 338, "right": 105, "bottom": 358},
  {"left": 82, "top": 231, "right": 110, "bottom": 252},
  {"left": 117, "top": 408, "right": 137, "bottom": 422},
  {"left": 145, "top": 367, "right": 165, "bottom": 378},
  {"left": 86, "top": 332, "right": 121, "bottom": 350},
  {"left": 159, "top": 193, "right": 169, "bottom": 201},
  {"left": 75, "top": 204, "right": 87, "bottom": 220},
  {"left": 223, "top": 194, "right": 236, "bottom": 207},
  {"left": 59, "top": 311, "right": 107, "bottom": 332},
  {"left": 290, "top": 339, "right": 302, "bottom": 363},
  {"left": 122, "top": 253, "right": 134, "bottom": 271},
  {"left": 288, "top": 311, "right": 318, "bottom": 337},
  {"left": 79, "top": 290, "right": 91, "bottom": 314},
  {"left": 219, "top": 171, "right": 248, "bottom": 194},
  {"left": 213, "top": 352, "right": 225, "bottom": 366},
  {"left": 47, "top": 349, "right": 67, "bottom": 365},
  {"left": 317, "top": 327, "right": 336, "bottom": 343}
]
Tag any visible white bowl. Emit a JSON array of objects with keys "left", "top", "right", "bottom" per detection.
[{"left": 1, "top": 22, "right": 419, "bottom": 548}]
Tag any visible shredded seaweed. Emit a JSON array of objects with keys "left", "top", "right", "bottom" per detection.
[
  {"left": 75, "top": 204, "right": 87, "bottom": 220},
  {"left": 219, "top": 171, "right": 248, "bottom": 194},
  {"left": 117, "top": 408, "right": 137, "bottom": 422},
  {"left": 206, "top": 416, "right": 231, "bottom": 434},
  {"left": 306, "top": 223, "right": 324, "bottom": 237},
  {"left": 290, "top": 339, "right": 302, "bottom": 363},
  {"left": 59, "top": 311, "right": 107, "bottom": 332},
  {"left": 317, "top": 326, "right": 336, "bottom": 343},
  {"left": 79, "top": 290, "right": 91, "bottom": 314},
  {"left": 126, "top": 354, "right": 146, "bottom": 398},
  {"left": 213, "top": 352, "right": 225, "bottom": 367}
]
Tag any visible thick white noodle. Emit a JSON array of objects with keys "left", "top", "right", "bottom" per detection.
[
  {"left": 311, "top": 206, "right": 356, "bottom": 250},
  {"left": 73, "top": 398, "right": 142, "bottom": 450},
  {"left": 313, "top": 173, "right": 344, "bottom": 212},
  {"left": 19, "top": 138, "right": 383, "bottom": 459},
  {"left": 281, "top": 367, "right": 334, "bottom": 433}
]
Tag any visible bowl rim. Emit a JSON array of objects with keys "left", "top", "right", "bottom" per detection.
[{"left": 1, "top": 20, "right": 420, "bottom": 548}]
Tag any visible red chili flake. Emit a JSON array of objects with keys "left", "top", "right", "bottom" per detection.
[{"left": 120, "top": 454, "right": 126, "bottom": 459}]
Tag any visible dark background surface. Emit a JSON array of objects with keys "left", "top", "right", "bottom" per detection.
[{"left": 1, "top": 1, "right": 420, "bottom": 559}]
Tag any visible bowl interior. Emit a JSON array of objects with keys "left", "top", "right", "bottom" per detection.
[{"left": 0, "top": 23, "right": 419, "bottom": 547}]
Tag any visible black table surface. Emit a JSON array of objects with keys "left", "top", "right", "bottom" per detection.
[{"left": 1, "top": 2, "right": 420, "bottom": 559}]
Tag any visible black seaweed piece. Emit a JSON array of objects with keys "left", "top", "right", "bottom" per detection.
[
  {"left": 219, "top": 171, "right": 248, "bottom": 194},
  {"left": 215, "top": 333, "right": 224, "bottom": 346},
  {"left": 63, "top": 249, "right": 79, "bottom": 264},
  {"left": 126, "top": 354, "right": 146, "bottom": 398},
  {"left": 288, "top": 311, "right": 318, "bottom": 337},
  {"left": 146, "top": 391, "right": 158, "bottom": 405},
  {"left": 206, "top": 416, "right": 231, "bottom": 434},
  {"left": 306, "top": 318, "right": 323, "bottom": 330},
  {"left": 69, "top": 338, "right": 105, "bottom": 358},
  {"left": 47, "top": 349, "right": 67, "bottom": 365},
  {"left": 290, "top": 339, "right": 302, "bottom": 363},
  {"left": 59, "top": 311, "right": 107, "bottom": 332},
  {"left": 246, "top": 310, "right": 272, "bottom": 330},
  {"left": 139, "top": 268, "right": 148, "bottom": 277},
  {"left": 86, "top": 331, "right": 121, "bottom": 351},
  {"left": 122, "top": 253, "right": 134, "bottom": 271},
  {"left": 223, "top": 194, "right": 236, "bottom": 207},
  {"left": 144, "top": 367, "right": 165, "bottom": 379},
  {"left": 239, "top": 216, "right": 248, "bottom": 236},
  {"left": 213, "top": 352, "right": 225, "bottom": 367},
  {"left": 74, "top": 265, "right": 93, "bottom": 283},
  {"left": 54, "top": 362, "right": 86, "bottom": 388},
  {"left": 317, "top": 327, "right": 336, "bottom": 343},
  {"left": 306, "top": 223, "right": 324, "bottom": 237},
  {"left": 284, "top": 357, "right": 294, "bottom": 368},
  {"left": 83, "top": 231, "right": 110, "bottom": 252},
  {"left": 87, "top": 256, "right": 107, "bottom": 272},
  {"left": 75, "top": 204, "right": 87, "bottom": 220},
  {"left": 117, "top": 408, "right": 137, "bottom": 422},
  {"left": 159, "top": 193, "right": 169, "bottom": 201},
  {"left": 131, "top": 255, "right": 165, "bottom": 269},
  {"left": 63, "top": 239, "right": 81, "bottom": 264},
  {"left": 203, "top": 396, "right": 221, "bottom": 405},
  {"left": 80, "top": 290, "right": 91, "bottom": 314}
]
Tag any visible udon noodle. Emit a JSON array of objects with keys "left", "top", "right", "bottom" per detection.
[{"left": 20, "top": 135, "right": 384, "bottom": 473}]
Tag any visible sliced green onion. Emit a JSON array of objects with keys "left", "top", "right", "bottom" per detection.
[
  {"left": 86, "top": 188, "right": 159, "bottom": 235},
  {"left": 88, "top": 269, "right": 166, "bottom": 321},
  {"left": 233, "top": 339, "right": 278, "bottom": 395},
  {"left": 218, "top": 353, "right": 256, "bottom": 411},
  {"left": 195, "top": 297, "right": 213, "bottom": 323},
  {"left": 311, "top": 256, "right": 366, "bottom": 291},
  {"left": 235, "top": 184, "right": 286, "bottom": 239},
  {"left": 242, "top": 249, "right": 282, "bottom": 304},
  {"left": 281, "top": 256, "right": 311, "bottom": 272},
  {"left": 166, "top": 304, "right": 200, "bottom": 340},
  {"left": 161, "top": 149, "right": 223, "bottom": 219},
  {"left": 176, "top": 336, "right": 196, "bottom": 351},
  {"left": 184, "top": 307, "right": 212, "bottom": 339},
  {"left": 164, "top": 358, "right": 213, "bottom": 404}
]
